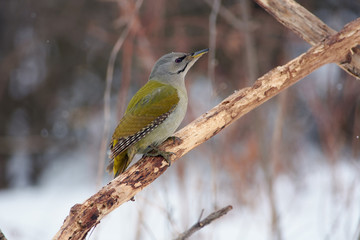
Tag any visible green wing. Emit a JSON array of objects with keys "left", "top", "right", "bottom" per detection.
[{"left": 110, "top": 80, "right": 179, "bottom": 157}]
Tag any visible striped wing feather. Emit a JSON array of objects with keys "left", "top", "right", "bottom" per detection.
[{"left": 110, "top": 80, "right": 179, "bottom": 159}]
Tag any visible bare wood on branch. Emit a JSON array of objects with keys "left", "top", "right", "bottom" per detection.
[
  {"left": 0, "top": 229, "right": 7, "bottom": 240},
  {"left": 53, "top": 18, "right": 360, "bottom": 240},
  {"left": 174, "top": 205, "right": 233, "bottom": 240},
  {"left": 254, "top": 0, "right": 360, "bottom": 79}
]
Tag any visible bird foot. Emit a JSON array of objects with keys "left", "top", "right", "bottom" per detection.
[
  {"left": 167, "top": 136, "right": 182, "bottom": 145},
  {"left": 144, "top": 145, "right": 174, "bottom": 166}
]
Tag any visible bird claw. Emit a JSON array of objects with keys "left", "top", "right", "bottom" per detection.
[
  {"left": 167, "top": 136, "right": 182, "bottom": 145},
  {"left": 144, "top": 145, "right": 174, "bottom": 166}
]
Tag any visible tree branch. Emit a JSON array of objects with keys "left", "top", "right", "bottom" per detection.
[
  {"left": 253, "top": 0, "right": 360, "bottom": 79},
  {"left": 0, "top": 229, "right": 7, "bottom": 240},
  {"left": 174, "top": 205, "right": 233, "bottom": 240},
  {"left": 53, "top": 18, "right": 360, "bottom": 240}
]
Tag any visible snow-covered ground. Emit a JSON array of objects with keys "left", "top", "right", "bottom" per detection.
[{"left": 1, "top": 147, "right": 359, "bottom": 240}]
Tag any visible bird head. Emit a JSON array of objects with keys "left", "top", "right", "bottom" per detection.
[{"left": 149, "top": 49, "right": 209, "bottom": 85}]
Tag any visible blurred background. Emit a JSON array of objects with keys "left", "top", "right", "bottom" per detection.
[{"left": 1, "top": 0, "right": 360, "bottom": 239}]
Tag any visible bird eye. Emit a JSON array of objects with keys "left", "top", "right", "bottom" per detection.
[{"left": 175, "top": 56, "right": 186, "bottom": 63}]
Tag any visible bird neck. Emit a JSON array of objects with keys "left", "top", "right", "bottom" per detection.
[{"left": 149, "top": 75, "right": 187, "bottom": 94}]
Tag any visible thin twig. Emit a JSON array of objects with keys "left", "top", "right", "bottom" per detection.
[
  {"left": 208, "top": 0, "right": 221, "bottom": 95},
  {"left": 197, "top": 209, "right": 205, "bottom": 222},
  {"left": 174, "top": 205, "right": 233, "bottom": 240},
  {"left": 117, "top": 33, "right": 134, "bottom": 119},
  {"left": 267, "top": 91, "right": 287, "bottom": 240},
  {"left": 204, "top": 0, "right": 258, "bottom": 32},
  {"left": 240, "top": 0, "right": 258, "bottom": 84},
  {"left": 208, "top": 0, "right": 222, "bottom": 209},
  {"left": 96, "top": 0, "right": 143, "bottom": 187}
]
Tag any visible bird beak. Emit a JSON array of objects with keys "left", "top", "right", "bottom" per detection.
[{"left": 190, "top": 48, "right": 209, "bottom": 59}]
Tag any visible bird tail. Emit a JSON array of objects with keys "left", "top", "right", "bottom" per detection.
[{"left": 106, "top": 151, "right": 131, "bottom": 178}]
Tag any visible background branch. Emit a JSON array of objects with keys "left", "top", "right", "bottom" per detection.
[
  {"left": 254, "top": 0, "right": 360, "bottom": 79},
  {"left": 174, "top": 205, "right": 233, "bottom": 240},
  {"left": 53, "top": 18, "right": 360, "bottom": 240}
]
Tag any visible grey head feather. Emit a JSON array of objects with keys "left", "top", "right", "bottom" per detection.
[{"left": 149, "top": 52, "right": 200, "bottom": 89}]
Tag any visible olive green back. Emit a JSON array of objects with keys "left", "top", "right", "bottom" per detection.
[{"left": 112, "top": 80, "right": 179, "bottom": 139}]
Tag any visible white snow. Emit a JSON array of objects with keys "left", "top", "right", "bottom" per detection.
[{"left": 0, "top": 147, "right": 359, "bottom": 240}]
